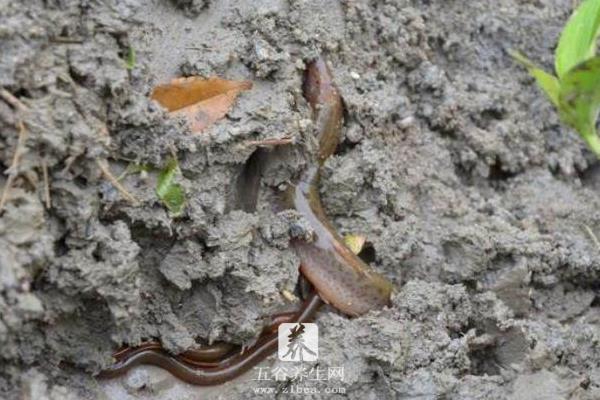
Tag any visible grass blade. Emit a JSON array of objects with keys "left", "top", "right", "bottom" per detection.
[
  {"left": 126, "top": 47, "right": 136, "bottom": 70},
  {"left": 156, "top": 158, "right": 185, "bottom": 216},
  {"left": 510, "top": 50, "right": 560, "bottom": 107},
  {"left": 555, "top": 0, "right": 600, "bottom": 79},
  {"left": 558, "top": 56, "right": 600, "bottom": 157}
]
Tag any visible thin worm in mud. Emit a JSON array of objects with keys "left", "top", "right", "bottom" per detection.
[
  {"left": 99, "top": 55, "right": 393, "bottom": 384},
  {"left": 289, "top": 57, "right": 393, "bottom": 316},
  {"left": 98, "top": 293, "right": 322, "bottom": 385}
]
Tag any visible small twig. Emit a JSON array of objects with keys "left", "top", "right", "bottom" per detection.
[
  {"left": 0, "top": 120, "right": 29, "bottom": 211},
  {"left": 116, "top": 164, "right": 133, "bottom": 181},
  {"left": 41, "top": 159, "right": 51, "bottom": 209},
  {"left": 96, "top": 124, "right": 111, "bottom": 147},
  {"left": 22, "top": 171, "right": 38, "bottom": 189},
  {"left": 48, "top": 88, "right": 73, "bottom": 98},
  {"left": 244, "top": 136, "right": 294, "bottom": 147},
  {"left": 167, "top": 143, "right": 178, "bottom": 159},
  {"left": 49, "top": 36, "right": 84, "bottom": 44},
  {"left": 185, "top": 46, "right": 208, "bottom": 51},
  {"left": 96, "top": 158, "right": 140, "bottom": 205},
  {"left": 0, "top": 89, "right": 28, "bottom": 111},
  {"left": 60, "top": 155, "right": 78, "bottom": 177},
  {"left": 583, "top": 224, "right": 600, "bottom": 251}
]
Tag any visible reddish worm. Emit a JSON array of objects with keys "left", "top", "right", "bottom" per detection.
[{"left": 98, "top": 56, "right": 392, "bottom": 384}]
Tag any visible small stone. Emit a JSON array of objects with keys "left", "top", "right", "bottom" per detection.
[
  {"left": 398, "top": 116, "right": 415, "bottom": 129},
  {"left": 298, "top": 118, "right": 312, "bottom": 130},
  {"left": 17, "top": 293, "right": 44, "bottom": 318},
  {"left": 124, "top": 366, "right": 175, "bottom": 393}
]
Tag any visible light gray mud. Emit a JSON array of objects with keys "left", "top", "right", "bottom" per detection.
[{"left": 1, "top": 0, "right": 599, "bottom": 399}]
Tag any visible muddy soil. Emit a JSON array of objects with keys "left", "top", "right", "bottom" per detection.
[{"left": 1, "top": 0, "right": 600, "bottom": 399}]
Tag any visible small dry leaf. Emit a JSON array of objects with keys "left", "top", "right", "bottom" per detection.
[
  {"left": 281, "top": 289, "right": 298, "bottom": 302},
  {"left": 343, "top": 233, "right": 367, "bottom": 255},
  {"left": 151, "top": 77, "right": 252, "bottom": 134}
]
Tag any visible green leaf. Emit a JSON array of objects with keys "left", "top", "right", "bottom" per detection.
[
  {"left": 130, "top": 163, "right": 150, "bottom": 174},
  {"left": 555, "top": 0, "right": 600, "bottom": 79},
  {"left": 510, "top": 50, "right": 560, "bottom": 107},
  {"left": 156, "top": 158, "right": 186, "bottom": 216},
  {"left": 125, "top": 46, "right": 136, "bottom": 70},
  {"left": 558, "top": 56, "right": 600, "bottom": 157}
]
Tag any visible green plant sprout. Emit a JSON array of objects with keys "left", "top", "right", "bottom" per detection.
[
  {"left": 125, "top": 46, "right": 136, "bottom": 70},
  {"left": 511, "top": 0, "right": 600, "bottom": 157},
  {"left": 156, "top": 157, "right": 186, "bottom": 216}
]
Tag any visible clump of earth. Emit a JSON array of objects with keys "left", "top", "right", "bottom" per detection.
[{"left": 1, "top": 1, "right": 599, "bottom": 399}]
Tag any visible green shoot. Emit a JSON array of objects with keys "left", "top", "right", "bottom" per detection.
[
  {"left": 511, "top": 0, "right": 600, "bottom": 158},
  {"left": 156, "top": 158, "right": 185, "bottom": 216},
  {"left": 510, "top": 50, "right": 560, "bottom": 107},
  {"left": 555, "top": 0, "right": 600, "bottom": 79},
  {"left": 559, "top": 57, "right": 600, "bottom": 156},
  {"left": 125, "top": 46, "right": 136, "bottom": 70}
]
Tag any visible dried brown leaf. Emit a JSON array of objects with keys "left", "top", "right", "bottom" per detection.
[{"left": 151, "top": 77, "right": 252, "bottom": 134}]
